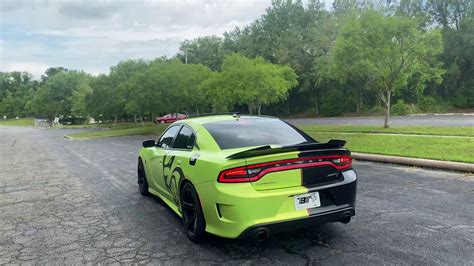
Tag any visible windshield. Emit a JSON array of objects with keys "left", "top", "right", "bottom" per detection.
[{"left": 203, "top": 118, "right": 310, "bottom": 150}]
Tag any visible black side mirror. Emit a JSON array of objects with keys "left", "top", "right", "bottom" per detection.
[{"left": 142, "top": 139, "right": 156, "bottom": 148}]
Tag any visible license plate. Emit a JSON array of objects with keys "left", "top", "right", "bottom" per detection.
[{"left": 294, "top": 192, "right": 321, "bottom": 210}]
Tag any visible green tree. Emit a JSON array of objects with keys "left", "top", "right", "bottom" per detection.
[
  {"left": 30, "top": 71, "right": 91, "bottom": 120},
  {"left": 223, "top": 1, "right": 342, "bottom": 115},
  {"left": 199, "top": 54, "right": 297, "bottom": 114},
  {"left": 177, "top": 36, "right": 225, "bottom": 71},
  {"left": 110, "top": 59, "right": 149, "bottom": 121},
  {"left": 125, "top": 59, "right": 212, "bottom": 123},
  {"left": 0, "top": 91, "right": 21, "bottom": 117},
  {"left": 332, "top": 11, "right": 444, "bottom": 127},
  {"left": 0, "top": 71, "right": 39, "bottom": 118},
  {"left": 431, "top": 1, "right": 474, "bottom": 107},
  {"left": 70, "top": 83, "right": 93, "bottom": 117},
  {"left": 428, "top": 0, "right": 471, "bottom": 30},
  {"left": 85, "top": 75, "right": 122, "bottom": 122},
  {"left": 82, "top": 60, "right": 150, "bottom": 123},
  {"left": 41, "top": 67, "right": 68, "bottom": 82}
]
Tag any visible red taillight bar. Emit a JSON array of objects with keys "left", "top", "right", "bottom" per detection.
[{"left": 218, "top": 155, "right": 352, "bottom": 183}]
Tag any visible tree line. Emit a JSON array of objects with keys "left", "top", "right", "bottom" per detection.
[{"left": 1, "top": 0, "right": 472, "bottom": 127}]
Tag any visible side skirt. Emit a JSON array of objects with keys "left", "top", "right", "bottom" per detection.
[{"left": 149, "top": 188, "right": 183, "bottom": 218}]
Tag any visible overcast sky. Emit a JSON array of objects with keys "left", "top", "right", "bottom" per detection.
[{"left": 0, "top": 0, "right": 276, "bottom": 78}]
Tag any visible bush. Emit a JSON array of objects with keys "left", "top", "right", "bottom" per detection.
[
  {"left": 321, "top": 90, "right": 346, "bottom": 116},
  {"left": 391, "top": 100, "right": 411, "bottom": 115},
  {"left": 418, "top": 96, "right": 437, "bottom": 112},
  {"left": 363, "top": 105, "right": 384, "bottom": 115},
  {"left": 418, "top": 96, "right": 450, "bottom": 113},
  {"left": 451, "top": 96, "right": 468, "bottom": 108},
  {"left": 59, "top": 116, "right": 88, "bottom": 125}
]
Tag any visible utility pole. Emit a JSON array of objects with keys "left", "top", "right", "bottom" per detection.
[{"left": 180, "top": 47, "right": 193, "bottom": 64}]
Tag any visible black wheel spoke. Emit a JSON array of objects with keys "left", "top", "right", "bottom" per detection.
[
  {"left": 182, "top": 201, "right": 194, "bottom": 210},
  {"left": 137, "top": 165, "right": 144, "bottom": 183},
  {"left": 180, "top": 183, "right": 205, "bottom": 242},
  {"left": 137, "top": 162, "right": 149, "bottom": 196},
  {"left": 192, "top": 216, "right": 198, "bottom": 231},
  {"left": 186, "top": 213, "right": 196, "bottom": 232}
]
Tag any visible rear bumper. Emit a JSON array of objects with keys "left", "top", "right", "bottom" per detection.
[
  {"left": 238, "top": 206, "right": 355, "bottom": 239},
  {"left": 196, "top": 169, "right": 357, "bottom": 239}
]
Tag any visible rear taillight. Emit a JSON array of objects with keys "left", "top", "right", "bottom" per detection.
[
  {"left": 218, "top": 155, "right": 352, "bottom": 183},
  {"left": 331, "top": 156, "right": 352, "bottom": 167},
  {"left": 218, "top": 167, "right": 249, "bottom": 183}
]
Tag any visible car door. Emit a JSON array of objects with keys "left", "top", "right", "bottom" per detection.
[
  {"left": 148, "top": 125, "right": 181, "bottom": 198},
  {"left": 160, "top": 125, "right": 197, "bottom": 208}
]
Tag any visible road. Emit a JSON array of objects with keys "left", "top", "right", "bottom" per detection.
[
  {"left": 286, "top": 114, "right": 474, "bottom": 126},
  {"left": 1, "top": 126, "right": 473, "bottom": 264}
]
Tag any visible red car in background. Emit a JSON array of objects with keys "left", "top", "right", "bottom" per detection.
[{"left": 155, "top": 113, "right": 188, "bottom": 124}]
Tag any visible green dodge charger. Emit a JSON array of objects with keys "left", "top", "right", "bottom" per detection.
[{"left": 138, "top": 114, "right": 357, "bottom": 242}]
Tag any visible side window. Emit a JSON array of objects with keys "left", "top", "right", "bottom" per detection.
[
  {"left": 172, "top": 126, "right": 195, "bottom": 150},
  {"left": 157, "top": 125, "right": 181, "bottom": 149}
]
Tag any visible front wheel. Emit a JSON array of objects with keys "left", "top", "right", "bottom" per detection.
[
  {"left": 137, "top": 160, "right": 149, "bottom": 196},
  {"left": 180, "top": 182, "right": 206, "bottom": 243}
]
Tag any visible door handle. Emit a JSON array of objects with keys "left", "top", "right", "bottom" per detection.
[{"left": 177, "top": 159, "right": 182, "bottom": 165}]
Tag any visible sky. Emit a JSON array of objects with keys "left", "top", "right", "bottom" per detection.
[{"left": 0, "top": 0, "right": 275, "bottom": 78}]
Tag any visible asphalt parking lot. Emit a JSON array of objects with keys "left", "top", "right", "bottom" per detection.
[{"left": 1, "top": 126, "right": 473, "bottom": 264}]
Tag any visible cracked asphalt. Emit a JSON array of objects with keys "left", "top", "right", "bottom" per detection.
[{"left": 1, "top": 126, "right": 473, "bottom": 264}]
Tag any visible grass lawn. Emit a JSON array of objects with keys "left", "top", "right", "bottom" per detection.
[
  {"left": 54, "top": 122, "right": 156, "bottom": 129},
  {"left": 298, "top": 125, "right": 474, "bottom": 137},
  {"left": 0, "top": 118, "right": 35, "bottom": 127},
  {"left": 307, "top": 132, "right": 474, "bottom": 164},
  {"left": 65, "top": 122, "right": 474, "bottom": 163}
]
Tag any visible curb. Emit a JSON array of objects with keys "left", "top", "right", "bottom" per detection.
[
  {"left": 352, "top": 152, "right": 474, "bottom": 173},
  {"left": 409, "top": 113, "right": 474, "bottom": 116}
]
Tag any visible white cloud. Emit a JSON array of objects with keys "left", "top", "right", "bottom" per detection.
[
  {"left": 2, "top": 62, "right": 50, "bottom": 79},
  {"left": 0, "top": 0, "right": 272, "bottom": 77}
]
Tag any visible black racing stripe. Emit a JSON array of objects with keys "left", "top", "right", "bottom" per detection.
[
  {"left": 302, "top": 166, "right": 343, "bottom": 188},
  {"left": 307, "top": 180, "right": 357, "bottom": 216},
  {"left": 298, "top": 149, "right": 350, "bottom": 189},
  {"left": 297, "top": 149, "right": 353, "bottom": 215},
  {"left": 298, "top": 149, "right": 350, "bottom": 158}
]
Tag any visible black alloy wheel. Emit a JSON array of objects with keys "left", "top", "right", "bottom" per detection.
[
  {"left": 137, "top": 160, "right": 149, "bottom": 196},
  {"left": 180, "top": 182, "right": 206, "bottom": 242}
]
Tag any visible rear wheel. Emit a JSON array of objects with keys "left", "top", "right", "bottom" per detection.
[
  {"left": 180, "top": 182, "right": 206, "bottom": 243},
  {"left": 137, "top": 160, "right": 149, "bottom": 196}
]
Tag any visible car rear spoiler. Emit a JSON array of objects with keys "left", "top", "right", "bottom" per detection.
[{"left": 226, "top": 139, "right": 347, "bottom": 160}]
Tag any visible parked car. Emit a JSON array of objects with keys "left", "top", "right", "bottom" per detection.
[
  {"left": 138, "top": 115, "right": 357, "bottom": 242},
  {"left": 155, "top": 113, "right": 187, "bottom": 124}
]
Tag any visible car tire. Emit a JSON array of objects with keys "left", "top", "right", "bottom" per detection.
[
  {"left": 180, "top": 182, "right": 206, "bottom": 243},
  {"left": 160, "top": 121, "right": 165, "bottom": 124},
  {"left": 137, "top": 159, "right": 149, "bottom": 196}
]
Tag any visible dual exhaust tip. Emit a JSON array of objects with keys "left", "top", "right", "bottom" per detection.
[
  {"left": 253, "top": 228, "right": 270, "bottom": 243},
  {"left": 251, "top": 210, "right": 353, "bottom": 242},
  {"left": 339, "top": 211, "right": 352, "bottom": 224}
]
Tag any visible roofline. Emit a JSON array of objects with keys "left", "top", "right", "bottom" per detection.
[
  {"left": 187, "top": 113, "right": 278, "bottom": 119},
  {"left": 188, "top": 112, "right": 238, "bottom": 118}
]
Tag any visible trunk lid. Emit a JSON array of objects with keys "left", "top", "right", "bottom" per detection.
[{"left": 225, "top": 141, "right": 351, "bottom": 191}]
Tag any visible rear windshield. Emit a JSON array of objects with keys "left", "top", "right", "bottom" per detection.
[{"left": 203, "top": 118, "right": 309, "bottom": 149}]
